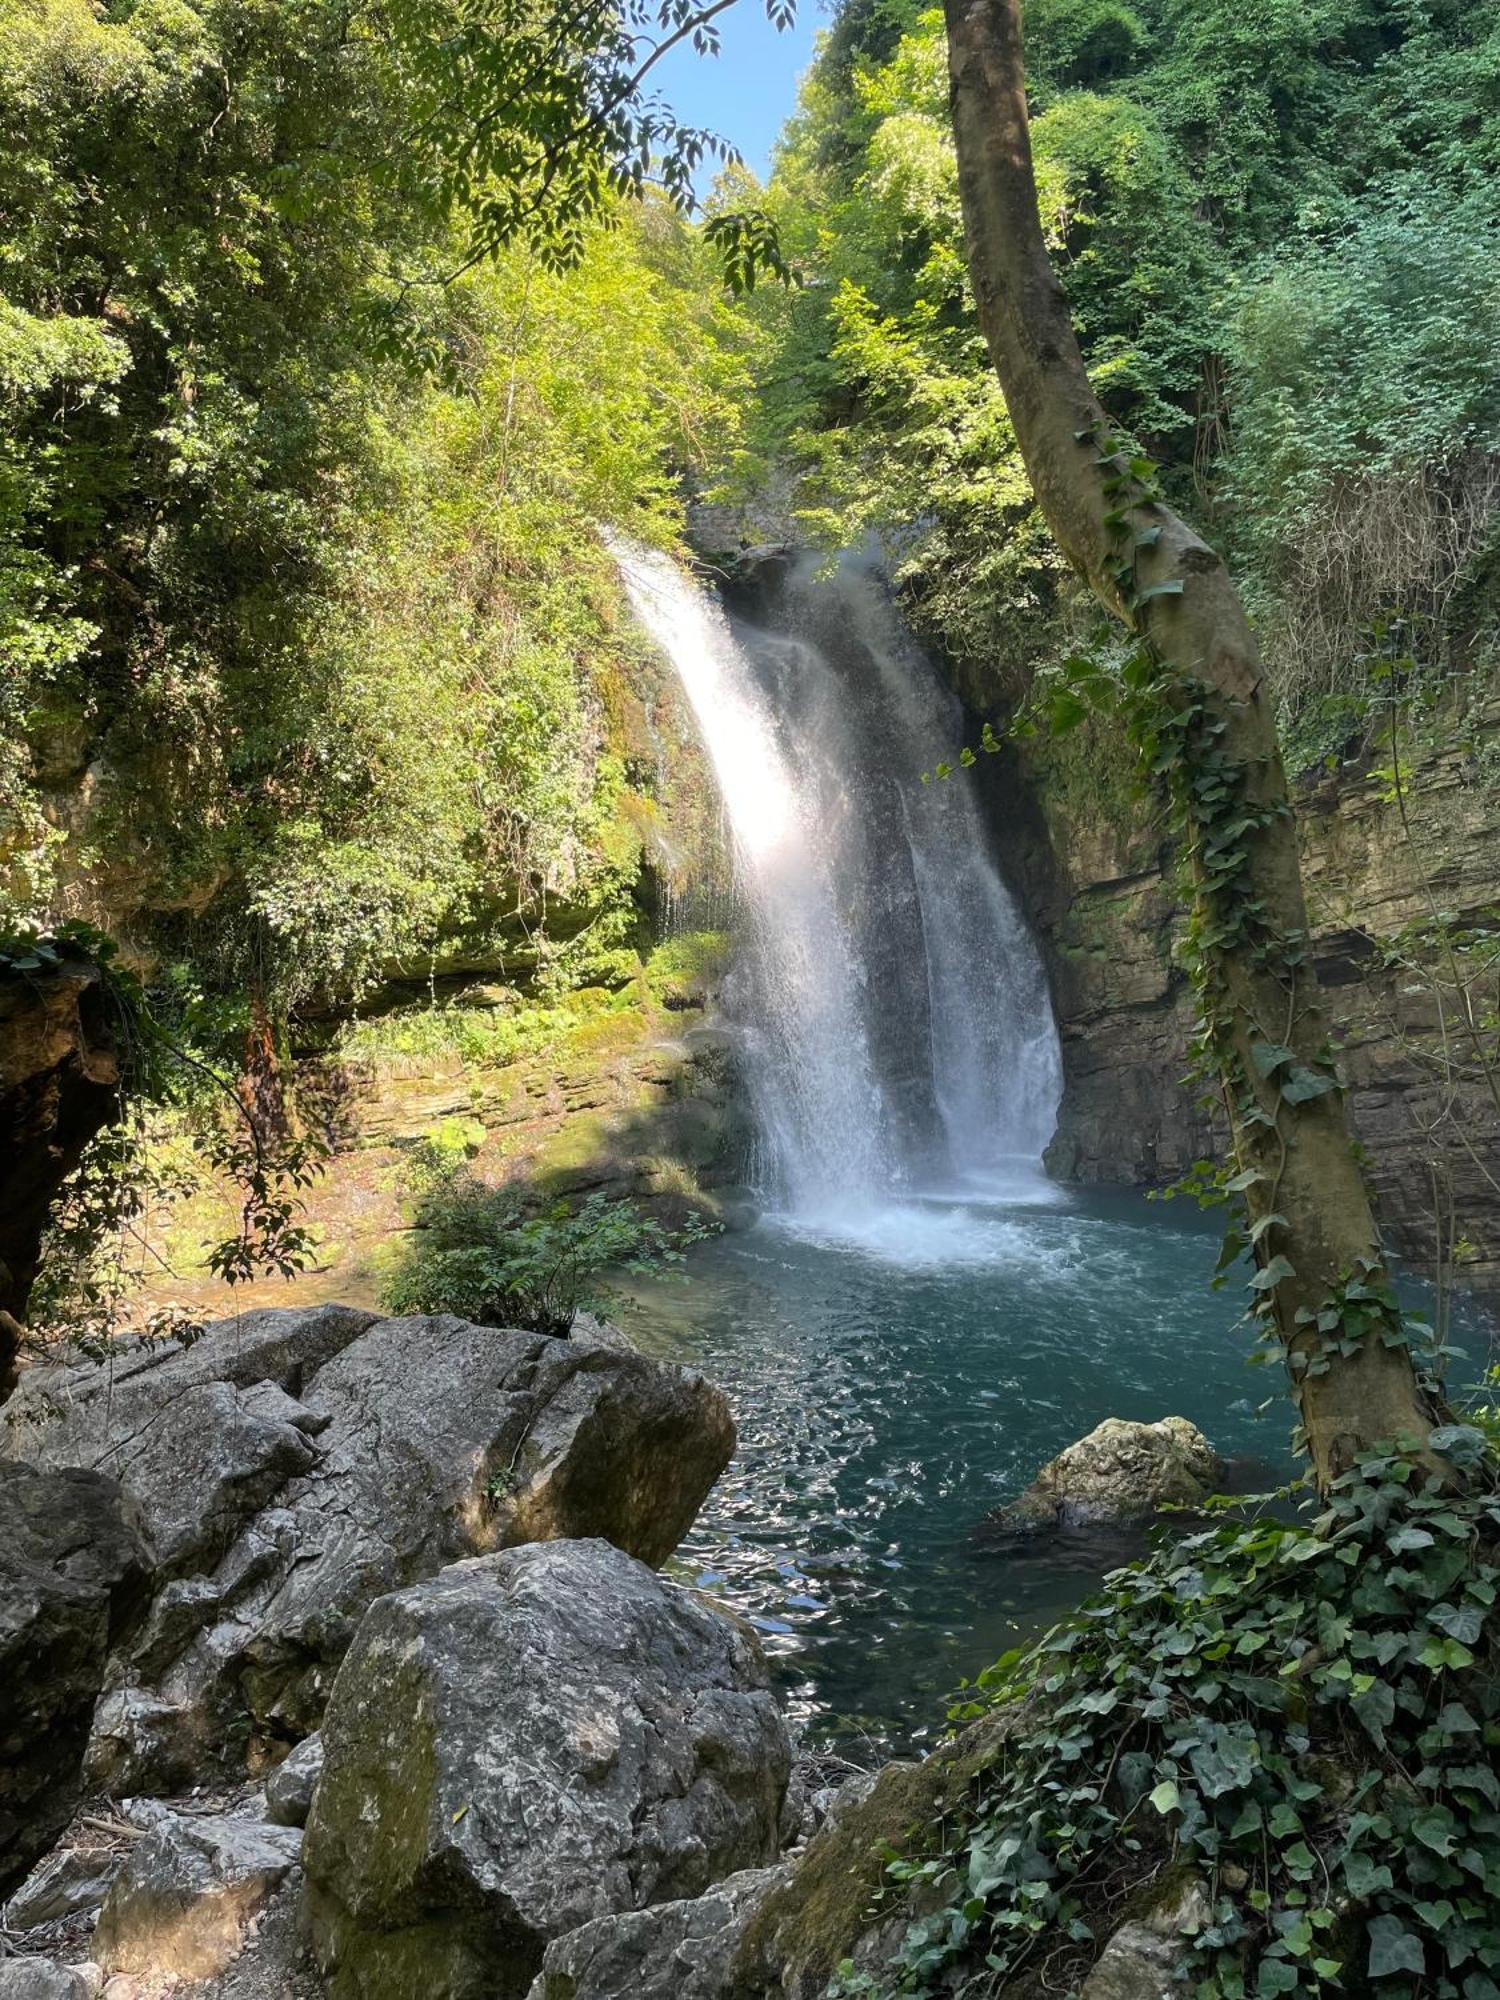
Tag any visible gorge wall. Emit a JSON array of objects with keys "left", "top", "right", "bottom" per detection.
[{"left": 981, "top": 688, "right": 1500, "bottom": 1304}]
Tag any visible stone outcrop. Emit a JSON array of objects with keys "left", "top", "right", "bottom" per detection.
[
  {"left": 0, "top": 1463, "right": 153, "bottom": 1894},
  {"left": 983, "top": 1417, "right": 1223, "bottom": 1535},
  {"left": 1078, "top": 1874, "right": 1210, "bottom": 1998},
  {"left": 2, "top": 1304, "right": 734, "bottom": 1792},
  {"left": 0, "top": 950, "right": 120, "bottom": 1397},
  {"left": 303, "top": 1538, "right": 791, "bottom": 2000},
  {"left": 92, "top": 1810, "right": 303, "bottom": 1982}
]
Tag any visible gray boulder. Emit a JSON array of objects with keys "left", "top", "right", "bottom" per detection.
[
  {"left": 265, "top": 1734, "right": 323, "bottom": 1829},
  {"left": 0, "top": 1463, "right": 153, "bottom": 1893},
  {"left": 527, "top": 1865, "right": 786, "bottom": 2000},
  {"left": 1079, "top": 1874, "right": 1210, "bottom": 1998},
  {"left": 989, "top": 1417, "right": 1222, "bottom": 1533},
  {"left": 92, "top": 1809, "right": 302, "bottom": 1982},
  {"left": 4, "top": 1843, "right": 122, "bottom": 1931},
  {"left": 0, "top": 1963, "right": 94, "bottom": 2000},
  {"left": 3, "top": 1305, "right": 734, "bottom": 1793},
  {"left": 304, "top": 1538, "right": 791, "bottom": 2000}
]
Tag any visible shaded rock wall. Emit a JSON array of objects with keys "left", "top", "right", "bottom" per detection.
[
  {"left": 0, "top": 954, "right": 120, "bottom": 1395},
  {"left": 976, "top": 692, "right": 1500, "bottom": 1299}
]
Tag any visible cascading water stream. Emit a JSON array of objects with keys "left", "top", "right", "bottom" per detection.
[{"left": 612, "top": 538, "right": 1064, "bottom": 1225}]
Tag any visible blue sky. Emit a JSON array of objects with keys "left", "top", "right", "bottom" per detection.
[{"left": 650, "top": 1, "right": 824, "bottom": 190}]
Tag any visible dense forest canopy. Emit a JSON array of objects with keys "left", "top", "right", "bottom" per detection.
[
  {"left": 728, "top": 0, "right": 1500, "bottom": 764},
  {"left": 0, "top": 0, "right": 748, "bottom": 1016},
  {"left": 4, "top": 0, "right": 1498, "bottom": 1013}
]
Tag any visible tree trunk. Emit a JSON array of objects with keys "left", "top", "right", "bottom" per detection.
[{"left": 941, "top": 0, "right": 1443, "bottom": 1488}]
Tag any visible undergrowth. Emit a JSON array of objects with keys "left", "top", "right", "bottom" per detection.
[
  {"left": 838, "top": 1443, "right": 1500, "bottom": 1999},
  {"left": 381, "top": 1169, "right": 713, "bottom": 1337}
]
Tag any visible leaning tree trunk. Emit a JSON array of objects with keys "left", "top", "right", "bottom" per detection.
[{"left": 941, "top": 0, "right": 1443, "bottom": 1488}]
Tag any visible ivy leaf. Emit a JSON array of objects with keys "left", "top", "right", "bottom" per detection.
[
  {"left": 1352, "top": 1680, "right": 1395, "bottom": 1742},
  {"left": 1250, "top": 1255, "right": 1297, "bottom": 1292},
  {"left": 1280, "top": 1067, "right": 1338, "bottom": 1103},
  {"left": 1411, "top": 1806, "right": 1458, "bottom": 1856},
  {"left": 1251, "top": 1041, "right": 1296, "bottom": 1077},
  {"left": 1344, "top": 1853, "right": 1394, "bottom": 1898},
  {"left": 1367, "top": 1915, "right": 1426, "bottom": 1979},
  {"left": 1431, "top": 1602, "right": 1483, "bottom": 1645}
]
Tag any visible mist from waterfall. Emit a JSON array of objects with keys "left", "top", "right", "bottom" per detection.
[{"left": 613, "top": 540, "right": 1063, "bottom": 1227}]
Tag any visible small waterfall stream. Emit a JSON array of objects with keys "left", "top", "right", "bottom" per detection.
[{"left": 615, "top": 541, "right": 1063, "bottom": 1222}]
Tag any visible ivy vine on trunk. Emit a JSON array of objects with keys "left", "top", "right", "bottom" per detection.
[{"left": 939, "top": 0, "right": 1448, "bottom": 1491}]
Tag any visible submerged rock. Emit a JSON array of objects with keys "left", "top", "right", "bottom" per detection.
[
  {"left": 92, "top": 1809, "right": 302, "bottom": 1982},
  {"left": 2, "top": 1304, "right": 733, "bottom": 1793},
  {"left": 985, "top": 1416, "right": 1223, "bottom": 1534},
  {"left": 303, "top": 1537, "right": 790, "bottom": 2000},
  {"left": 0, "top": 1463, "right": 153, "bottom": 1894}
]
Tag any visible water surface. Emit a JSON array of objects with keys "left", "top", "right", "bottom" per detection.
[{"left": 616, "top": 1181, "right": 1290, "bottom": 1756}]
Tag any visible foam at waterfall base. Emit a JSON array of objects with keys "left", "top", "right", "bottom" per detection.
[{"left": 762, "top": 1167, "right": 1073, "bottom": 1271}]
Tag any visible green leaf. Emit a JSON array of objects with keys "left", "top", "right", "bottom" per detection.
[
  {"left": 1367, "top": 1914, "right": 1426, "bottom": 1980},
  {"left": 1251, "top": 1041, "right": 1296, "bottom": 1077},
  {"left": 1250, "top": 1255, "right": 1297, "bottom": 1291},
  {"left": 1280, "top": 1067, "right": 1338, "bottom": 1103}
]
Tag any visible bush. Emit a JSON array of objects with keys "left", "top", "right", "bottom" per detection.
[{"left": 381, "top": 1172, "right": 710, "bottom": 1337}]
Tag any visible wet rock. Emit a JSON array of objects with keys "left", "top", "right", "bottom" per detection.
[
  {"left": 303, "top": 1538, "right": 790, "bottom": 1999},
  {"left": 4, "top": 1845, "right": 122, "bottom": 1930},
  {"left": 3, "top": 1305, "right": 733, "bottom": 1793},
  {"left": 92, "top": 1809, "right": 302, "bottom": 1982},
  {"left": 527, "top": 1864, "right": 788, "bottom": 2000},
  {"left": 0, "top": 1962, "right": 95, "bottom": 1999},
  {"left": 1079, "top": 1874, "right": 1211, "bottom": 1998},
  {"left": 987, "top": 1417, "right": 1222, "bottom": 1534},
  {"left": 0, "top": 1464, "right": 153, "bottom": 1893},
  {"left": 264, "top": 1736, "right": 323, "bottom": 1830}
]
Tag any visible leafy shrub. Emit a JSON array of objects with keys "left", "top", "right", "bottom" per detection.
[{"left": 381, "top": 1173, "right": 711, "bottom": 1338}]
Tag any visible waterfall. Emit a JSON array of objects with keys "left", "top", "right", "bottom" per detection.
[{"left": 613, "top": 540, "right": 1063, "bottom": 1222}]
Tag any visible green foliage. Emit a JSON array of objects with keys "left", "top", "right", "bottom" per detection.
[
  {"left": 0, "top": 0, "right": 745, "bottom": 1019},
  {"left": 845, "top": 1453, "right": 1500, "bottom": 1997},
  {"left": 381, "top": 1167, "right": 711, "bottom": 1338},
  {"left": 721, "top": 0, "right": 1500, "bottom": 747}
]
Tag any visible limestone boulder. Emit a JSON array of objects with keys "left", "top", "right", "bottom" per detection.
[
  {"left": 5, "top": 1843, "right": 122, "bottom": 1931},
  {"left": 265, "top": 1733, "right": 323, "bottom": 1829},
  {"left": 1078, "top": 1875, "right": 1210, "bottom": 1998},
  {"left": 526, "top": 1865, "right": 787, "bottom": 2000},
  {"left": 2, "top": 1305, "right": 734, "bottom": 1793},
  {"left": 92, "top": 1809, "right": 302, "bottom": 1982},
  {"left": 0, "top": 1963, "right": 95, "bottom": 2000},
  {"left": 987, "top": 1417, "right": 1222, "bottom": 1534},
  {"left": 303, "top": 1538, "right": 791, "bottom": 2000},
  {"left": 0, "top": 1463, "right": 153, "bottom": 1893}
]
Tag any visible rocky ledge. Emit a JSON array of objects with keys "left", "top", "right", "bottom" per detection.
[{"left": 1, "top": 1304, "right": 734, "bottom": 1806}]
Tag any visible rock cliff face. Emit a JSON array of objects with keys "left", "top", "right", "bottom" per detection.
[{"left": 981, "top": 692, "right": 1500, "bottom": 1301}]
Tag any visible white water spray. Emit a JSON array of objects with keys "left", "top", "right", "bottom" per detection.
[{"left": 613, "top": 539, "right": 1063, "bottom": 1224}]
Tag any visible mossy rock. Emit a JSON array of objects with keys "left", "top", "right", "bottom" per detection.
[{"left": 729, "top": 1709, "right": 1020, "bottom": 1997}]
